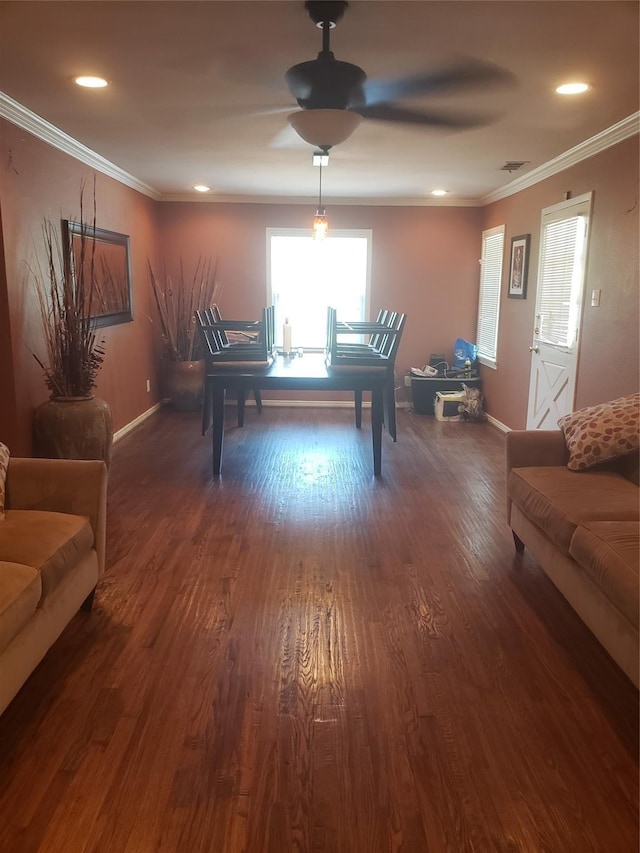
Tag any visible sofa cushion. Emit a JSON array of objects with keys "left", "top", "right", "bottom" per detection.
[
  {"left": 558, "top": 393, "right": 640, "bottom": 471},
  {"left": 0, "top": 561, "right": 42, "bottom": 655},
  {"left": 0, "top": 442, "right": 9, "bottom": 522},
  {"left": 569, "top": 521, "right": 640, "bottom": 629},
  {"left": 0, "top": 510, "right": 94, "bottom": 601},
  {"left": 509, "top": 467, "right": 639, "bottom": 554}
]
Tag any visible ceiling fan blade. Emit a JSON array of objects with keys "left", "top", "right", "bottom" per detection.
[
  {"left": 269, "top": 124, "right": 311, "bottom": 149},
  {"left": 221, "top": 104, "right": 294, "bottom": 121},
  {"left": 362, "top": 59, "right": 514, "bottom": 107},
  {"left": 352, "top": 103, "right": 494, "bottom": 129}
]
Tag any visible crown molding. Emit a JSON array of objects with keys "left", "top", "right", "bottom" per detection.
[
  {"left": 158, "top": 192, "right": 483, "bottom": 206},
  {"left": 0, "top": 91, "right": 160, "bottom": 200},
  {"left": 481, "top": 112, "right": 640, "bottom": 205}
]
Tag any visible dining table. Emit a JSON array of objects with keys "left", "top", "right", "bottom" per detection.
[{"left": 203, "top": 352, "right": 388, "bottom": 476}]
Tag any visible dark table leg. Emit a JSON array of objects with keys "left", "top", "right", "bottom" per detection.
[
  {"left": 354, "top": 389, "right": 363, "bottom": 429},
  {"left": 385, "top": 376, "right": 397, "bottom": 442},
  {"left": 212, "top": 384, "right": 225, "bottom": 476},
  {"left": 237, "top": 388, "right": 246, "bottom": 427},
  {"left": 371, "top": 385, "right": 383, "bottom": 476},
  {"left": 201, "top": 378, "right": 212, "bottom": 436}
]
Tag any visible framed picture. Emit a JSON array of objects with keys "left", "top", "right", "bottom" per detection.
[
  {"left": 62, "top": 220, "right": 133, "bottom": 328},
  {"left": 508, "top": 234, "right": 530, "bottom": 299}
]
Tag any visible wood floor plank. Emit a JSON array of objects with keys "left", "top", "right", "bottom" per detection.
[{"left": 0, "top": 406, "right": 637, "bottom": 852}]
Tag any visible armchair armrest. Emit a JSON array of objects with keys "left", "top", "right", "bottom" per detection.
[
  {"left": 505, "top": 431, "right": 568, "bottom": 525},
  {"left": 506, "top": 430, "right": 568, "bottom": 473},
  {"left": 5, "top": 458, "right": 108, "bottom": 577}
]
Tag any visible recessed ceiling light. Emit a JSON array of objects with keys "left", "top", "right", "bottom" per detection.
[
  {"left": 431, "top": 189, "right": 448, "bottom": 197},
  {"left": 556, "top": 82, "right": 590, "bottom": 95},
  {"left": 193, "top": 185, "right": 211, "bottom": 193},
  {"left": 74, "top": 76, "right": 108, "bottom": 88}
]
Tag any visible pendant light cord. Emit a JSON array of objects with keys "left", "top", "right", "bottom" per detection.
[{"left": 318, "top": 162, "right": 323, "bottom": 210}]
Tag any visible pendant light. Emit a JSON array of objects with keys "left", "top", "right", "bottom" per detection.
[{"left": 312, "top": 156, "right": 328, "bottom": 240}]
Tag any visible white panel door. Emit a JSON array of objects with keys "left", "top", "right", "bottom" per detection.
[
  {"left": 526, "top": 194, "right": 592, "bottom": 430},
  {"left": 527, "top": 344, "right": 577, "bottom": 429}
]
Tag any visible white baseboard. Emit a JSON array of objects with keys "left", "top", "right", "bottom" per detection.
[
  {"left": 487, "top": 413, "right": 510, "bottom": 433},
  {"left": 113, "top": 402, "right": 163, "bottom": 443}
]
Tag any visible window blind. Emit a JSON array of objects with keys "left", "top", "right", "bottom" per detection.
[{"left": 476, "top": 227, "right": 504, "bottom": 364}]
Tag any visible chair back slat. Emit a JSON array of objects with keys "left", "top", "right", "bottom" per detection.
[
  {"left": 327, "top": 307, "right": 406, "bottom": 367},
  {"left": 196, "top": 306, "right": 276, "bottom": 367}
]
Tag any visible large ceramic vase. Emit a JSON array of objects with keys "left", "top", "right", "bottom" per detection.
[
  {"left": 163, "top": 359, "right": 205, "bottom": 412},
  {"left": 33, "top": 396, "right": 113, "bottom": 467}
]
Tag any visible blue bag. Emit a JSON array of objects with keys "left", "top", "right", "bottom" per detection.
[{"left": 453, "top": 338, "right": 478, "bottom": 369}]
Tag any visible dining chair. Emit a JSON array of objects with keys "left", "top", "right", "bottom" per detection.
[
  {"left": 196, "top": 306, "right": 275, "bottom": 434},
  {"left": 326, "top": 308, "right": 407, "bottom": 441}
]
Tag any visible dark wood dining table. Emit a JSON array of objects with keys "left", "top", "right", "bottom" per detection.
[{"left": 204, "top": 352, "right": 388, "bottom": 476}]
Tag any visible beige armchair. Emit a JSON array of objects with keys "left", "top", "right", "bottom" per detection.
[{"left": 0, "top": 457, "right": 107, "bottom": 715}]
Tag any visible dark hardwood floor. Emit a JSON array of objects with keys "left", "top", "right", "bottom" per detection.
[{"left": 0, "top": 405, "right": 637, "bottom": 852}]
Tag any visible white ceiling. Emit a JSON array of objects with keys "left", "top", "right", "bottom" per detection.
[{"left": 0, "top": 1, "right": 638, "bottom": 204}]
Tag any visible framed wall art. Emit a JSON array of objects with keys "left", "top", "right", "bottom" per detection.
[
  {"left": 63, "top": 220, "right": 133, "bottom": 328},
  {"left": 508, "top": 233, "right": 530, "bottom": 299}
]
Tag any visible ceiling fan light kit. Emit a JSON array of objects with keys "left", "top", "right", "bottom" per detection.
[{"left": 288, "top": 108, "right": 362, "bottom": 148}]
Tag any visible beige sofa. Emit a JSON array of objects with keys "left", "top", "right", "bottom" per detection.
[
  {"left": 0, "top": 457, "right": 107, "bottom": 715},
  {"left": 506, "top": 430, "right": 639, "bottom": 687}
]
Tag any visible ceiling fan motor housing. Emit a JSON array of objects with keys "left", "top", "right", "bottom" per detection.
[{"left": 286, "top": 58, "right": 366, "bottom": 110}]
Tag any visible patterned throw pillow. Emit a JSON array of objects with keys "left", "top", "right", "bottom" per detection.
[
  {"left": 0, "top": 442, "right": 9, "bottom": 522},
  {"left": 558, "top": 394, "right": 640, "bottom": 471}
]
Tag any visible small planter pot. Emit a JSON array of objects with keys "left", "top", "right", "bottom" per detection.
[
  {"left": 33, "top": 395, "right": 113, "bottom": 467},
  {"left": 163, "top": 359, "right": 205, "bottom": 411}
]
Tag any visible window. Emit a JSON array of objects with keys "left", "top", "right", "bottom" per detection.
[
  {"left": 476, "top": 225, "right": 505, "bottom": 368},
  {"left": 536, "top": 196, "right": 590, "bottom": 350},
  {"left": 266, "top": 229, "right": 371, "bottom": 349}
]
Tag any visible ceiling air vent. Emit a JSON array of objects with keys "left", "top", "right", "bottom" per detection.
[{"left": 500, "top": 160, "right": 529, "bottom": 172}]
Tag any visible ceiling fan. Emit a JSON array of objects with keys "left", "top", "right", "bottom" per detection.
[{"left": 284, "top": 0, "right": 514, "bottom": 149}]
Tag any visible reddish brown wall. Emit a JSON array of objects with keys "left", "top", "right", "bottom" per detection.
[
  {"left": 155, "top": 201, "right": 484, "bottom": 389},
  {"left": 0, "top": 118, "right": 161, "bottom": 455},
  {"left": 0, "top": 200, "right": 19, "bottom": 450},
  {"left": 1, "top": 115, "right": 637, "bottom": 450},
  {"left": 481, "top": 135, "right": 639, "bottom": 428}
]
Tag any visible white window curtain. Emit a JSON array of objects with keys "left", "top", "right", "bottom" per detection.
[{"left": 476, "top": 225, "right": 505, "bottom": 367}]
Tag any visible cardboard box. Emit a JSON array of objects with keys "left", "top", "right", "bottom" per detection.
[{"left": 434, "top": 391, "right": 465, "bottom": 421}]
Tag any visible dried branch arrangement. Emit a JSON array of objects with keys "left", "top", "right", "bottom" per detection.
[
  {"left": 147, "top": 257, "right": 221, "bottom": 361},
  {"left": 32, "top": 192, "right": 106, "bottom": 398}
]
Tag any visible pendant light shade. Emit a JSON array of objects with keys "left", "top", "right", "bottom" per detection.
[
  {"left": 288, "top": 109, "right": 362, "bottom": 148},
  {"left": 312, "top": 210, "right": 328, "bottom": 240},
  {"left": 312, "top": 159, "right": 328, "bottom": 240}
]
